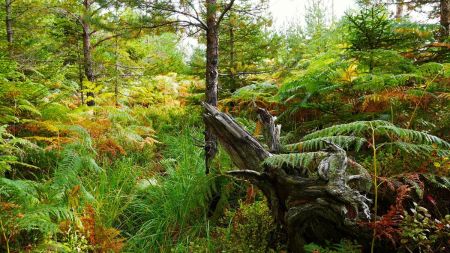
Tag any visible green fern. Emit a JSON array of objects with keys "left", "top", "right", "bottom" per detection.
[
  {"left": 381, "top": 142, "right": 450, "bottom": 157},
  {"left": 285, "top": 136, "right": 367, "bottom": 152},
  {"left": 0, "top": 178, "right": 40, "bottom": 204},
  {"left": 0, "top": 125, "right": 39, "bottom": 174},
  {"left": 422, "top": 174, "right": 450, "bottom": 189},
  {"left": 231, "top": 82, "right": 278, "bottom": 103},
  {"left": 269, "top": 121, "right": 449, "bottom": 177},
  {"left": 17, "top": 99, "right": 42, "bottom": 117},
  {"left": 0, "top": 178, "right": 72, "bottom": 240},
  {"left": 263, "top": 152, "right": 328, "bottom": 172},
  {"left": 376, "top": 125, "right": 450, "bottom": 149},
  {"left": 302, "top": 120, "right": 392, "bottom": 140},
  {"left": 301, "top": 121, "right": 449, "bottom": 155}
]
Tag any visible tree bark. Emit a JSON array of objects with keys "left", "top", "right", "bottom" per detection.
[
  {"left": 5, "top": 0, "right": 13, "bottom": 54},
  {"left": 229, "top": 24, "right": 236, "bottom": 90},
  {"left": 203, "top": 103, "right": 374, "bottom": 252},
  {"left": 114, "top": 35, "right": 119, "bottom": 106},
  {"left": 257, "top": 107, "right": 281, "bottom": 153},
  {"left": 203, "top": 103, "right": 450, "bottom": 252},
  {"left": 440, "top": 0, "right": 450, "bottom": 38},
  {"left": 82, "top": 0, "right": 95, "bottom": 106},
  {"left": 79, "top": 59, "right": 85, "bottom": 105},
  {"left": 204, "top": 0, "right": 220, "bottom": 174},
  {"left": 395, "top": 1, "right": 403, "bottom": 19}
]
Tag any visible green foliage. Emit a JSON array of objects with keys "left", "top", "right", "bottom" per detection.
[
  {"left": 124, "top": 124, "right": 218, "bottom": 251},
  {"left": 0, "top": 125, "right": 37, "bottom": 175},
  {"left": 0, "top": 0, "right": 449, "bottom": 252},
  {"left": 263, "top": 152, "right": 328, "bottom": 174},
  {"left": 285, "top": 135, "right": 367, "bottom": 152},
  {"left": 400, "top": 204, "right": 450, "bottom": 253},
  {"left": 128, "top": 33, "right": 188, "bottom": 76},
  {"left": 187, "top": 200, "right": 277, "bottom": 253},
  {"left": 218, "top": 201, "right": 274, "bottom": 252},
  {"left": 304, "top": 240, "right": 362, "bottom": 253},
  {"left": 218, "top": 0, "right": 277, "bottom": 90},
  {"left": 302, "top": 120, "right": 449, "bottom": 150},
  {"left": 85, "top": 158, "right": 142, "bottom": 229},
  {"left": 345, "top": 7, "right": 396, "bottom": 52},
  {"left": 52, "top": 136, "right": 99, "bottom": 202},
  {"left": 0, "top": 177, "right": 72, "bottom": 251},
  {"left": 224, "top": 82, "right": 278, "bottom": 109},
  {"left": 265, "top": 120, "right": 449, "bottom": 178}
]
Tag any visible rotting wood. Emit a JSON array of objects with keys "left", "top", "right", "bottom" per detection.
[{"left": 202, "top": 102, "right": 373, "bottom": 252}]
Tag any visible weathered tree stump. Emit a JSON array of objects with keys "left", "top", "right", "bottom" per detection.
[{"left": 202, "top": 103, "right": 375, "bottom": 252}]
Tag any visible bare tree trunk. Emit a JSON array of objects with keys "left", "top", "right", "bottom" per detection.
[
  {"left": 229, "top": 24, "right": 236, "bottom": 90},
  {"left": 395, "top": 1, "right": 403, "bottom": 19},
  {"left": 76, "top": 42, "right": 85, "bottom": 105},
  {"left": 82, "top": 0, "right": 95, "bottom": 106},
  {"left": 114, "top": 35, "right": 119, "bottom": 106},
  {"left": 204, "top": 0, "right": 219, "bottom": 174},
  {"left": 257, "top": 108, "right": 281, "bottom": 153},
  {"left": 79, "top": 59, "right": 85, "bottom": 105},
  {"left": 440, "top": 0, "right": 450, "bottom": 38},
  {"left": 5, "top": 0, "right": 13, "bottom": 54},
  {"left": 114, "top": 63, "right": 119, "bottom": 106}
]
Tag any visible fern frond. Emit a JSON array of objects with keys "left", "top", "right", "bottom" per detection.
[
  {"left": 16, "top": 205, "right": 72, "bottom": 233},
  {"left": 377, "top": 126, "right": 450, "bottom": 149},
  {"left": 263, "top": 152, "right": 328, "bottom": 170},
  {"left": 107, "top": 107, "right": 136, "bottom": 124},
  {"left": 16, "top": 214, "right": 59, "bottom": 234},
  {"left": 17, "top": 99, "right": 42, "bottom": 117},
  {"left": 285, "top": 136, "right": 367, "bottom": 152},
  {"left": 302, "top": 120, "right": 393, "bottom": 140},
  {"left": 381, "top": 142, "right": 450, "bottom": 157},
  {"left": 0, "top": 178, "right": 40, "bottom": 204},
  {"left": 423, "top": 174, "right": 450, "bottom": 189},
  {"left": 41, "top": 103, "right": 70, "bottom": 121},
  {"left": 64, "top": 125, "right": 94, "bottom": 151}
]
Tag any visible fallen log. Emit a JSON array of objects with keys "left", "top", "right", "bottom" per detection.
[{"left": 202, "top": 103, "right": 374, "bottom": 252}]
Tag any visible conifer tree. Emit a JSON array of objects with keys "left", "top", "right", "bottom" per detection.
[{"left": 137, "top": 0, "right": 265, "bottom": 173}]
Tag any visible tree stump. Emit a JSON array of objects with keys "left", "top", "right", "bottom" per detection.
[{"left": 202, "top": 103, "right": 374, "bottom": 252}]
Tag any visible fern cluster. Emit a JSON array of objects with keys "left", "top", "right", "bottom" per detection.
[
  {"left": 267, "top": 120, "right": 449, "bottom": 176},
  {"left": 276, "top": 8, "right": 450, "bottom": 137},
  {"left": 0, "top": 177, "right": 73, "bottom": 249}
]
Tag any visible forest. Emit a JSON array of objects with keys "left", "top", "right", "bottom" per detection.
[{"left": 0, "top": 0, "right": 449, "bottom": 252}]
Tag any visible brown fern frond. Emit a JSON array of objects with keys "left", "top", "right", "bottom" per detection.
[{"left": 368, "top": 184, "right": 411, "bottom": 246}]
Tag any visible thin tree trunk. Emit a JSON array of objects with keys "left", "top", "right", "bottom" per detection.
[
  {"left": 114, "top": 35, "right": 119, "bottom": 106},
  {"left": 440, "top": 0, "right": 450, "bottom": 39},
  {"left": 114, "top": 63, "right": 119, "bottom": 106},
  {"left": 395, "top": 1, "right": 403, "bottom": 19},
  {"left": 229, "top": 25, "right": 236, "bottom": 90},
  {"left": 82, "top": 0, "right": 95, "bottom": 106},
  {"left": 76, "top": 42, "right": 84, "bottom": 105},
  {"left": 5, "top": 0, "right": 13, "bottom": 54},
  {"left": 204, "top": 0, "right": 219, "bottom": 174},
  {"left": 79, "top": 59, "right": 85, "bottom": 105}
]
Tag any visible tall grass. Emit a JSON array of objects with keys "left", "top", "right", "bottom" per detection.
[
  {"left": 84, "top": 158, "right": 143, "bottom": 229},
  {"left": 123, "top": 124, "right": 218, "bottom": 252}
]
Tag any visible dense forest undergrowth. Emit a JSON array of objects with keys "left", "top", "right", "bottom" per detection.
[{"left": 1, "top": 0, "right": 450, "bottom": 252}]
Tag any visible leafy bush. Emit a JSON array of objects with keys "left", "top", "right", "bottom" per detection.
[
  {"left": 187, "top": 200, "right": 276, "bottom": 253},
  {"left": 400, "top": 203, "right": 450, "bottom": 253}
]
